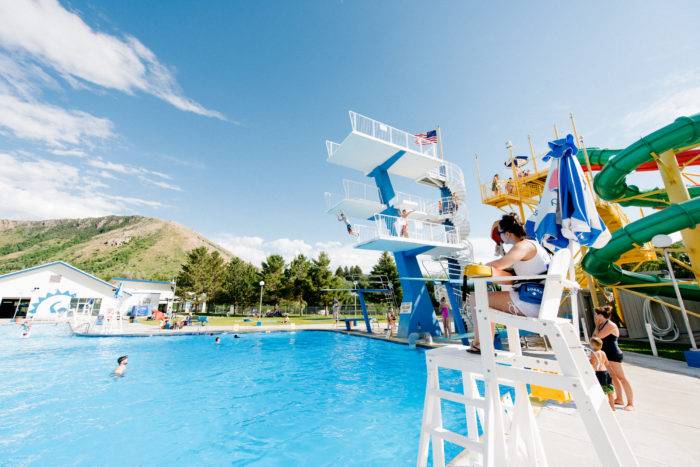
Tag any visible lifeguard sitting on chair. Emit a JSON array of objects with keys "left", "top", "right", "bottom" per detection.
[{"left": 466, "top": 213, "right": 551, "bottom": 354}]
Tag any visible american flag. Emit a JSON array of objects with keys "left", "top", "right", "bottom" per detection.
[{"left": 414, "top": 129, "right": 438, "bottom": 145}]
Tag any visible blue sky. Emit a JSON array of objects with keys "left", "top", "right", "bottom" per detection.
[{"left": 0, "top": 0, "right": 699, "bottom": 270}]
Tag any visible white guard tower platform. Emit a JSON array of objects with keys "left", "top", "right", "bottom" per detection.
[{"left": 417, "top": 249, "right": 638, "bottom": 466}]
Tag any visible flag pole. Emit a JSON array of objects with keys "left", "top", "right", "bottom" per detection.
[
  {"left": 474, "top": 154, "right": 483, "bottom": 202},
  {"left": 437, "top": 125, "right": 445, "bottom": 160},
  {"left": 527, "top": 135, "right": 539, "bottom": 173},
  {"left": 506, "top": 141, "right": 526, "bottom": 222}
]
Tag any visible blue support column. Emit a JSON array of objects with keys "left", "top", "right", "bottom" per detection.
[
  {"left": 368, "top": 153, "right": 440, "bottom": 337},
  {"left": 356, "top": 290, "right": 372, "bottom": 333},
  {"left": 394, "top": 251, "right": 440, "bottom": 336},
  {"left": 444, "top": 281, "right": 469, "bottom": 345}
]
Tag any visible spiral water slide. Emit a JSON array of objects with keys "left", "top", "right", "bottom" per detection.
[{"left": 581, "top": 114, "right": 700, "bottom": 300}]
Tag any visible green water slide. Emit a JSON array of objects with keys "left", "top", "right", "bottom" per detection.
[{"left": 580, "top": 114, "right": 700, "bottom": 300}]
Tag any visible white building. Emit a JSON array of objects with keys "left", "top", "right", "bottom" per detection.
[
  {"left": 0, "top": 261, "right": 127, "bottom": 321},
  {"left": 109, "top": 277, "right": 176, "bottom": 315}
]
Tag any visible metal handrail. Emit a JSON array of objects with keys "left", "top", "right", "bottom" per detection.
[
  {"left": 343, "top": 179, "right": 383, "bottom": 203},
  {"left": 348, "top": 111, "right": 440, "bottom": 160},
  {"left": 326, "top": 140, "right": 340, "bottom": 158},
  {"left": 325, "top": 180, "right": 383, "bottom": 211},
  {"left": 355, "top": 214, "right": 461, "bottom": 245}
]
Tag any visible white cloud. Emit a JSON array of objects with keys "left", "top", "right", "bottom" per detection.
[
  {"left": 86, "top": 158, "right": 176, "bottom": 188},
  {"left": 0, "top": 93, "right": 113, "bottom": 146},
  {"left": 95, "top": 170, "right": 118, "bottom": 180},
  {"left": 0, "top": 152, "right": 160, "bottom": 219},
  {"left": 50, "top": 148, "right": 86, "bottom": 157},
  {"left": 150, "top": 180, "right": 182, "bottom": 192},
  {"left": 86, "top": 158, "right": 141, "bottom": 175},
  {"left": 621, "top": 77, "right": 700, "bottom": 139},
  {"left": 0, "top": 0, "right": 224, "bottom": 120}
]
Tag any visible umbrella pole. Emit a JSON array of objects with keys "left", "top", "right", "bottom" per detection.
[
  {"left": 569, "top": 113, "right": 603, "bottom": 310},
  {"left": 568, "top": 243, "right": 581, "bottom": 340},
  {"left": 527, "top": 135, "right": 539, "bottom": 173},
  {"left": 569, "top": 113, "right": 597, "bottom": 200}
]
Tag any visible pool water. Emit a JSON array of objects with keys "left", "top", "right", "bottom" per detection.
[{"left": 0, "top": 325, "right": 474, "bottom": 466}]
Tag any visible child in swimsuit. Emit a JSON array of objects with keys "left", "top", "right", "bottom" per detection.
[{"left": 589, "top": 337, "right": 615, "bottom": 410}]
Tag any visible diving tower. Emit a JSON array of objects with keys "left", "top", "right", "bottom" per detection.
[
  {"left": 326, "top": 112, "right": 445, "bottom": 179},
  {"left": 324, "top": 111, "right": 472, "bottom": 341}
]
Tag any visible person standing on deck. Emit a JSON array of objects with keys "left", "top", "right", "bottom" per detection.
[
  {"left": 332, "top": 298, "right": 340, "bottom": 326},
  {"left": 398, "top": 209, "right": 414, "bottom": 238},
  {"left": 593, "top": 306, "right": 634, "bottom": 411},
  {"left": 439, "top": 297, "right": 451, "bottom": 339}
]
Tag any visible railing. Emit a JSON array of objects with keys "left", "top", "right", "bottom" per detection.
[
  {"left": 480, "top": 177, "right": 543, "bottom": 202},
  {"left": 343, "top": 179, "right": 382, "bottom": 203},
  {"left": 326, "top": 140, "right": 340, "bottom": 158},
  {"left": 325, "top": 179, "right": 383, "bottom": 211},
  {"left": 355, "top": 214, "right": 460, "bottom": 246},
  {"left": 427, "top": 161, "right": 465, "bottom": 189},
  {"left": 425, "top": 196, "right": 460, "bottom": 217},
  {"left": 392, "top": 191, "right": 430, "bottom": 213},
  {"left": 348, "top": 111, "right": 440, "bottom": 160}
]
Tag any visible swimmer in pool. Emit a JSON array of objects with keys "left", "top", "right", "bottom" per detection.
[
  {"left": 234, "top": 334, "right": 240, "bottom": 339},
  {"left": 114, "top": 355, "right": 128, "bottom": 376},
  {"left": 215, "top": 336, "right": 221, "bottom": 344}
]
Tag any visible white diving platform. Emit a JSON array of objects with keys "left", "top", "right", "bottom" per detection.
[
  {"left": 326, "top": 111, "right": 444, "bottom": 179},
  {"left": 354, "top": 214, "right": 467, "bottom": 257},
  {"left": 325, "top": 179, "right": 385, "bottom": 219},
  {"left": 392, "top": 192, "right": 457, "bottom": 223}
]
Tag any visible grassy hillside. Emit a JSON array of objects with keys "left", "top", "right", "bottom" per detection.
[{"left": 0, "top": 216, "right": 232, "bottom": 281}]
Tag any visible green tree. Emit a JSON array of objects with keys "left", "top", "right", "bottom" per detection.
[
  {"left": 636, "top": 242, "right": 693, "bottom": 279},
  {"left": 283, "top": 254, "right": 313, "bottom": 309},
  {"left": 370, "top": 251, "right": 402, "bottom": 303},
  {"left": 260, "top": 254, "right": 285, "bottom": 305},
  {"left": 308, "top": 252, "right": 334, "bottom": 306},
  {"left": 176, "top": 247, "right": 226, "bottom": 311},
  {"left": 220, "top": 256, "right": 260, "bottom": 308}
]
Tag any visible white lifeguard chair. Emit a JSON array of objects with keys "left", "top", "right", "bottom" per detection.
[{"left": 417, "top": 249, "right": 637, "bottom": 466}]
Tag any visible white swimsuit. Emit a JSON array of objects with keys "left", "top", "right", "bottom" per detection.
[{"left": 509, "top": 240, "right": 551, "bottom": 317}]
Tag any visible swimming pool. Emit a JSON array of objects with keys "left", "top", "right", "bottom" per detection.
[{"left": 0, "top": 325, "right": 469, "bottom": 466}]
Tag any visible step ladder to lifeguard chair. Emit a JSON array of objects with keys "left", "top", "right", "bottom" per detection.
[{"left": 417, "top": 248, "right": 638, "bottom": 466}]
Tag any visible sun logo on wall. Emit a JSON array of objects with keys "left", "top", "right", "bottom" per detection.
[{"left": 28, "top": 290, "right": 77, "bottom": 318}]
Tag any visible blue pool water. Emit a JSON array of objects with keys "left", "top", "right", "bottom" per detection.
[{"left": 0, "top": 325, "right": 472, "bottom": 466}]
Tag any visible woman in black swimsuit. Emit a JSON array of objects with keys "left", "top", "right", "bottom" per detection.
[{"left": 593, "top": 306, "right": 634, "bottom": 410}]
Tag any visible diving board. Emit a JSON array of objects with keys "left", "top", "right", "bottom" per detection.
[{"left": 326, "top": 112, "right": 444, "bottom": 180}]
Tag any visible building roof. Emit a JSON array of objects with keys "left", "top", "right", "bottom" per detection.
[
  {"left": 0, "top": 261, "right": 130, "bottom": 297},
  {"left": 110, "top": 277, "right": 175, "bottom": 285}
]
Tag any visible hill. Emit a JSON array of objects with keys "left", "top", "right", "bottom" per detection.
[{"left": 0, "top": 216, "right": 232, "bottom": 281}]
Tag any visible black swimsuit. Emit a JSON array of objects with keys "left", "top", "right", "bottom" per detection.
[{"left": 598, "top": 321, "right": 623, "bottom": 363}]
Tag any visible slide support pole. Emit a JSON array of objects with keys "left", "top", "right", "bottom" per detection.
[{"left": 656, "top": 150, "right": 700, "bottom": 281}]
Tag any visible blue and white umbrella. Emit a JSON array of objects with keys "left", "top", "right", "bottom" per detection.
[{"left": 525, "top": 134, "right": 611, "bottom": 251}]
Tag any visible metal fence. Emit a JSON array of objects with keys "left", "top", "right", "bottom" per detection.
[
  {"left": 348, "top": 111, "right": 440, "bottom": 159},
  {"left": 355, "top": 213, "right": 460, "bottom": 245},
  {"left": 199, "top": 303, "right": 394, "bottom": 317}
]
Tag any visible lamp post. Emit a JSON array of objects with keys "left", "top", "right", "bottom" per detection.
[
  {"left": 652, "top": 234, "right": 697, "bottom": 349},
  {"left": 259, "top": 281, "right": 265, "bottom": 316}
]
